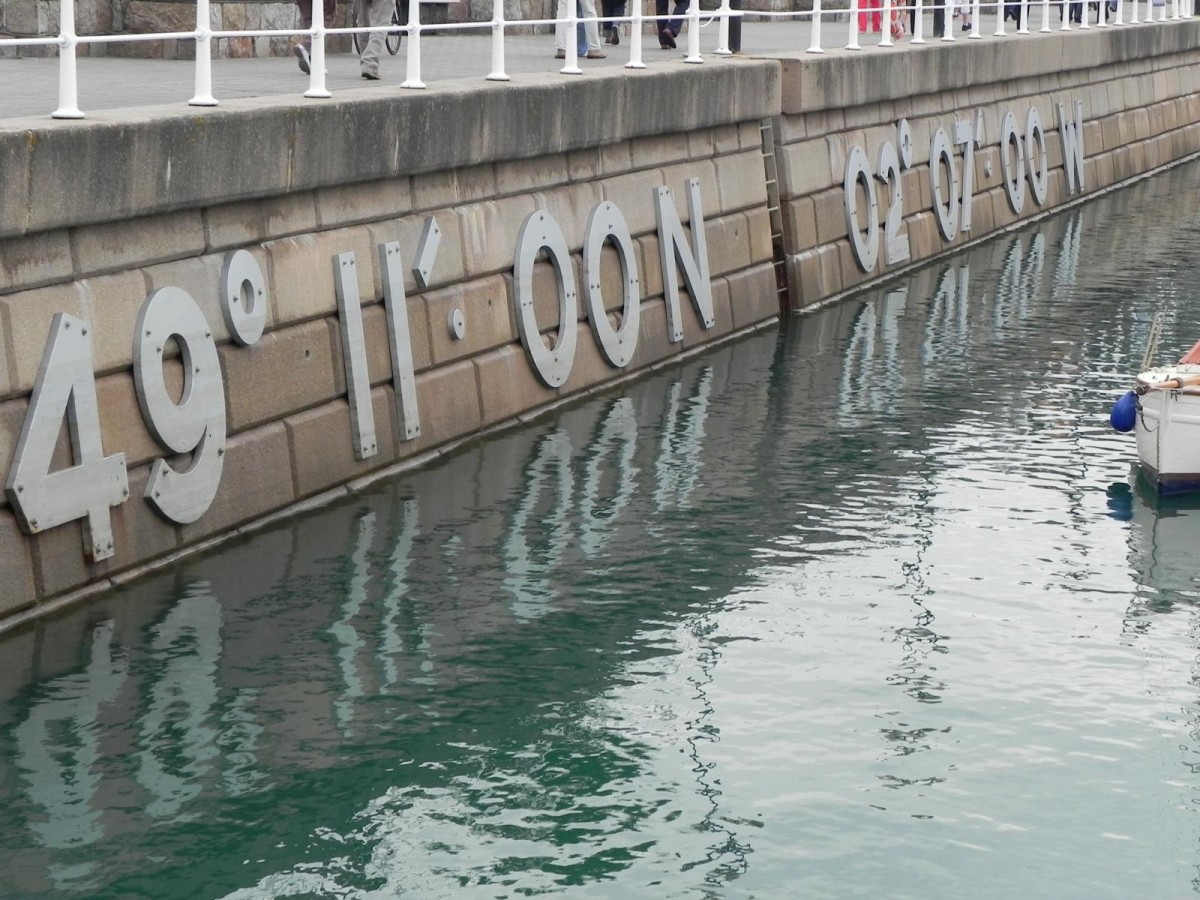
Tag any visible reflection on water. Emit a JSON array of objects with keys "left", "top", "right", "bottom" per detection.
[{"left": 4, "top": 161, "right": 1200, "bottom": 898}]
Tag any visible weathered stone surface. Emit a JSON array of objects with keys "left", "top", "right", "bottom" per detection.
[
  {"left": 1, "top": 509, "right": 39, "bottom": 613},
  {"left": 366, "top": 211, "right": 468, "bottom": 297},
  {"left": 179, "top": 421, "right": 294, "bottom": 545},
  {"left": 204, "top": 200, "right": 267, "bottom": 252},
  {"left": 658, "top": 160, "right": 720, "bottom": 225},
  {"left": 599, "top": 167, "right": 674, "bottom": 236},
  {"left": 94, "top": 370, "right": 168, "bottom": 470},
  {"left": 473, "top": 344, "right": 558, "bottom": 428},
  {"left": 727, "top": 262, "right": 780, "bottom": 332},
  {"left": 73, "top": 211, "right": 206, "bottom": 278},
  {"left": 0, "top": 398, "right": 27, "bottom": 510},
  {"left": 424, "top": 275, "right": 514, "bottom": 367},
  {"left": 714, "top": 150, "right": 770, "bottom": 215},
  {"left": 142, "top": 253, "right": 244, "bottom": 346},
  {"left": 705, "top": 213, "right": 753, "bottom": 279},
  {"left": 264, "top": 226, "right": 374, "bottom": 326},
  {"left": 286, "top": 388, "right": 398, "bottom": 499},
  {"left": 220, "top": 318, "right": 339, "bottom": 433},
  {"left": 531, "top": 182, "right": 606, "bottom": 252},
  {"left": 680, "top": 273, "right": 734, "bottom": 351},
  {"left": 3, "top": 281, "right": 84, "bottom": 394},
  {"left": 316, "top": 178, "right": 414, "bottom": 231},
  {"left": 746, "top": 206, "right": 773, "bottom": 265},
  {"left": 627, "top": 298, "right": 679, "bottom": 373},
  {"left": 0, "top": 230, "right": 73, "bottom": 299},
  {"left": 782, "top": 195, "right": 818, "bottom": 256},
  {"left": 777, "top": 138, "right": 834, "bottom": 199},
  {"left": 408, "top": 359, "right": 483, "bottom": 452},
  {"left": 456, "top": 196, "right": 540, "bottom": 279}
]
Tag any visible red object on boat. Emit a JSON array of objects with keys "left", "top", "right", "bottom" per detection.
[{"left": 1180, "top": 341, "right": 1200, "bottom": 365}]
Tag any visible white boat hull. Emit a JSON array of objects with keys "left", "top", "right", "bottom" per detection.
[{"left": 1135, "top": 365, "right": 1200, "bottom": 495}]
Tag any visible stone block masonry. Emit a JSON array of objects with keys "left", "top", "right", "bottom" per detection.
[
  {"left": 770, "top": 22, "right": 1200, "bottom": 311},
  {"left": 0, "top": 60, "right": 782, "bottom": 621}
]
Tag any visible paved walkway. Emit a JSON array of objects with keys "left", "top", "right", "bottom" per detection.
[{"left": 0, "top": 14, "right": 1062, "bottom": 122}]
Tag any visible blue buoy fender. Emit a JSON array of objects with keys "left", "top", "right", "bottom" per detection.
[{"left": 1110, "top": 390, "right": 1138, "bottom": 433}]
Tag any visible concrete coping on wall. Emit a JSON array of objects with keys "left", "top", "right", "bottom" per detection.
[
  {"left": 773, "top": 19, "right": 1200, "bottom": 115},
  {"left": 0, "top": 59, "right": 781, "bottom": 241}
]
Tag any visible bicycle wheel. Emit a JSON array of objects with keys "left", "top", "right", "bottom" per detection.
[
  {"left": 353, "top": 6, "right": 366, "bottom": 54},
  {"left": 385, "top": 1, "right": 404, "bottom": 55}
]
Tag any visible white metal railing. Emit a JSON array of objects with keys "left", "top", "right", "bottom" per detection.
[{"left": 0, "top": 0, "right": 1195, "bottom": 118}]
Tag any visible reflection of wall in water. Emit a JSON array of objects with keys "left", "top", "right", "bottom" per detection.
[{"left": 0, "top": 336, "right": 794, "bottom": 871}]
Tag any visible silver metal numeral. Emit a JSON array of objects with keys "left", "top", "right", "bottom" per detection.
[
  {"left": 413, "top": 217, "right": 442, "bottom": 289},
  {"left": 333, "top": 253, "right": 378, "bottom": 461},
  {"left": 654, "top": 180, "right": 715, "bottom": 343},
  {"left": 999, "top": 110, "right": 1026, "bottom": 215},
  {"left": 379, "top": 241, "right": 421, "bottom": 441},
  {"left": 929, "top": 127, "right": 960, "bottom": 242},
  {"left": 1026, "top": 107, "right": 1049, "bottom": 206},
  {"left": 220, "top": 249, "right": 267, "bottom": 346},
  {"left": 845, "top": 145, "right": 880, "bottom": 273},
  {"left": 5, "top": 313, "right": 128, "bottom": 560},
  {"left": 513, "top": 210, "right": 578, "bottom": 389},
  {"left": 875, "top": 141, "right": 909, "bottom": 267},
  {"left": 583, "top": 201, "right": 640, "bottom": 369},
  {"left": 134, "top": 287, "right": 226, "bottom": 524}
]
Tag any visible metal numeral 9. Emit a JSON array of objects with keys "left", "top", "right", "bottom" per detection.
[{"left": 134, "top": 287, "right": 227, "bottom": 525}]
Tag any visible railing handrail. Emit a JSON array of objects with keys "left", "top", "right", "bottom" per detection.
[{"left": 0, "top": 0, "right": 1194, "bottom": 119}]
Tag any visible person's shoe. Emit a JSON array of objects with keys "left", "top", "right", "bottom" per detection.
[
  {"left": 294, "top": 43, "right": 311, "bottom": 75},
  {"left": 658, "top": 28, "right": 676, "bottom": 49},
  {"left": 611, "top": 26, "right": 620, "bottom": 45},
  {"left": 586, "top": 48, "right": 607, "bottom": 58},
  {"left": 961, "top": 19, "right": 970, "bottom": 28},
  {"left": 555, "top": 48, "right": 566, "bottom": 58},
  {"left": 361, "top": 69, "right": 380, "bottom": 80}
]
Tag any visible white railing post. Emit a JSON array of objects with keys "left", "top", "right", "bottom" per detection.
[
  {"left": 626, "top": 0, "right": 646, "bottom": 67},
  {"left": 52, "top": 0, "right": 83, "bottom": 118},
  {"left": 880, "top": 0, "right": 895, "bottom": 44},
  {"left": 715, "top": 0, "right": 733, "bottom": 54},
  {"left": 1060, "top": 0, "right": 1070, "bottom": 28},
  {"left": 1080, "top": 0, "right": 1091, "bottom": 23},
  {"left": 303, "top": 2, "right": 331, "bottom": 98},
  {"left": 487, "top": 0, "right": 509, "bottom": 80},
  {"left": 1040, "top": 0, "right": 1052, "bottom": 29},
  {"left": 1130, "top": 0, "right": 1139, "bottom": 21},
  {"left": 1114, "top": 0, "right": 1124, "bottom": 22},
  {"left": 1098, "top": 0, "right": 1109, "bottom": 23},
  {"left": 1018, "top": 0, "right": 1030, "bottom": 30},
  {"left": 402, "top": 0, "right": 427, "bottom": 87},
  {"left": 190, "top": 0, "right": 218, "bottom": 106},
  {"left": 685, "top": 0, "right": 703, "bottom": 61},
  {"left": 1159, "top": 0, "right": 1167, "bottom": 20},
  {"left": 971, "top": 0, "right": 983, "bottom": 34},
  {"left": 561, "top": 1, "right": 582, "bottom": 74},
  {"left": 994, "top": 0, "right": 1007, "bottom": 33},
  {"left": 847, "top": 0, "right": 862, "bottom": 48},
  {"left": 808, "top": 0, "right": 825, "bottom": 51},
  {"left": 913, "top": 0, "right": 926, "bottom": 40}
]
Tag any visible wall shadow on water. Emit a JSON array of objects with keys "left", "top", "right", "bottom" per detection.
[{"left": 4, "top": 159, "right": 1200, "bottom": 897}]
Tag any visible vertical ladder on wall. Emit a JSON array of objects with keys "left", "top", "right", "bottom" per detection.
[{"left": 759, "top": 118, "right": 790, "bottom": 313}]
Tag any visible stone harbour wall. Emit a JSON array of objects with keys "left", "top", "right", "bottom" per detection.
[
  {"left": 0, "top": 62, "right": 779, "bottom": 620},
  {"left": 772, "top": 22, "right": 1200, "bottom": 310}
]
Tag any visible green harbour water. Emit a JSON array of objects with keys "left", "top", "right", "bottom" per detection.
[{"left": 4, "top": 161, "right": 1200, "bottom": 898}]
